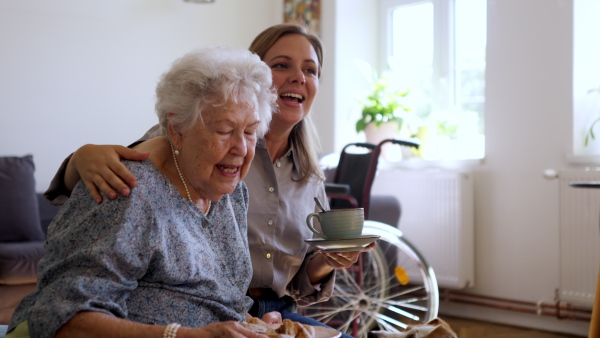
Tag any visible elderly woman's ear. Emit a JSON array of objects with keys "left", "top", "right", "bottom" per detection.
[{"left": 167, "top": 119, "right": 183, "bottom": 151}]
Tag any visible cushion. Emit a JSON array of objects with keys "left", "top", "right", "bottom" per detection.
[
  {"left": 0, "top": 155, "right": 44, "bottom": 242},
  {"left": 0, "top": 242, "right": 45, "bottom": 284}
]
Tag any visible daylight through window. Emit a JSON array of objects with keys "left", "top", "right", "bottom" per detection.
[{"left": 380, "top": 0, "right": 486, "bottom": 160}]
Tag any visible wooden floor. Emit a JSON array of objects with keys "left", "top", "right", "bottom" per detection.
[{"left": 440, "top": 316, "right": 583, "bottom": 338}]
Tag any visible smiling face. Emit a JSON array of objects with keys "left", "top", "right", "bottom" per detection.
[
  {"left": 262, "top": 34, "right": 320, "bottom": 130},
  {"left": 171, "top": 100, "right": 260, "bottom": 201}
]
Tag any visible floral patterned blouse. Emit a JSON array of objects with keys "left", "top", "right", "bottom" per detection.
[{"left": 9, "top": 159, "right": 253, "bottom": 338}]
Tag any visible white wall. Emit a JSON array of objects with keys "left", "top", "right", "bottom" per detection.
[
  {"left": 0, "top": 0, "right": 282, "bottom": 192},
  {"left": 331, "top": 0, "right": 379, "bottom": 151},
  {"left": 463, "top": 3, "right": 582, "bottom": 333},
  {"left": 0, "top": 0, "right": 592, "bottom": 335},
  {"left": 309, "top": 0, "right": 336, "bottom": 156},
  {"left": 477, "top": 0, "right": 572, "bottom": 301}
]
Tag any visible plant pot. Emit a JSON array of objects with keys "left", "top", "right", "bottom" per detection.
[
  {"left": 364, "top": 121, "right": 400, "bottom": 145},
  {"left": 364, "top": 121, "right": 410, "bottom": 161}
]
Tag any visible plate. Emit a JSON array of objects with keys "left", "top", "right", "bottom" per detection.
[
  {"left": 313, "top": 326, "right": 342, "bottom": 338},
  {"left": 305, "top": 235, "right": 380, "bottom": 252}
]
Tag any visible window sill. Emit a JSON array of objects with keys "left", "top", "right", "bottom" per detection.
[
  {"left": 567, "top": 154, "right": 600, "bottom": 168},
  {"left": 379, "top": 156, "right": 483, "bottom": 172}
]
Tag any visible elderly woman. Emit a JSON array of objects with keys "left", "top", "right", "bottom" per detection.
[
  {"left": 42, "top": 24, "right": 372, "bottom": 338},
  {"left": 5, "top": 46, "right": 277, "bottom": 338}
]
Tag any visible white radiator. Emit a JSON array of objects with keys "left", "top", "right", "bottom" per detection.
[
  {"left": 371, "top": 168, "right": 474, "bottom": 289},
  {"left": 559, "top": 171, "right": 600, "bottom": 306}
]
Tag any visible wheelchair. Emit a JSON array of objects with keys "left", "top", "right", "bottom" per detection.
[{"left": 299, "top": 139, "right": 439, "bottom": 338}]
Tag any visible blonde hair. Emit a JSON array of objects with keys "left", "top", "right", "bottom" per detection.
[{"left": 249, "top": 24, "right": 325, "bottom": 183}]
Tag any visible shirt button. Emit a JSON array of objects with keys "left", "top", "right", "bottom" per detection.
[
  {"left": 268, "top": 219, "right": 273, "bottom": 225},
  {"left": 266, "top": 253, "right": 272, "bottom": 259},
  {"left": 268, "top": 187, "right": 275, "bottom": 192},
  {"left": 276, "top": 161, "right": 281, "bottom": 167}
]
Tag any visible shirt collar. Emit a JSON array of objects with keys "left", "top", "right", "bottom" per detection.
[{"left": 257, "top": 138, "right": 299, "bottom": 170}]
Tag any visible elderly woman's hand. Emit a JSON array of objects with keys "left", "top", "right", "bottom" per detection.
[
  {"left": 320, "top": 242, "right": 377, "bottom": 269},
  {"left": 180, "top": 321, "right": 269, "bottom": 337},
  {"left": 67, "top": 144, "right": 149, "bottom": 203},
  {"left": 259, "top": 311, "right": 283, "bottom": 330}
]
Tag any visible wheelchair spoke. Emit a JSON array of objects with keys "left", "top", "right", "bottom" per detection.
[
  {"left": 375, "top": 313, "right": 409, "bottom": 330},
  {"left": 381, "top": 304, "right": 421, "bottom": 321},
  {"left": 382, "top": 297, "right": 430, "bottom": 310},
  {"left": 299, "top": 221, "right": 439, "bottom": 338}
]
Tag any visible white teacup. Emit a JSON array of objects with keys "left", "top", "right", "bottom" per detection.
[{"left": 305, "top": 208, "right": 364, "bottom": 240}]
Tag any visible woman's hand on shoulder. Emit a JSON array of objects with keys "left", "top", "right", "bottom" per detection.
[
  {"left": 67, "top": 144, "right": 149, "bottom": 204},
  {"left": 180, "top": 321, "right": 269, "bottom": 338}
]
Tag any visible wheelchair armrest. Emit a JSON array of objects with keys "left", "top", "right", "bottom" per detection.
[
  {"left": 325, "top": 183, "right": 359, "bottom": 209},
  {"left": 327, "top": 194, "right": 359, "bottom": 209},
  {"left": 368, "top": 195, "right": 401, "bottom": 226},
  {"left": 324, "top": 183, "right": 352, "bottom": 196}
]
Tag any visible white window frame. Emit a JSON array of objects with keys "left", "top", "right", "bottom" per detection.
[
  {"left": 572, "top": 0, "right": 600, "bottom": 160},
  {"left": 380, "top": 0, "right": 454, "bottom": 116},
  {"left": 379, "top": 0, "right": 485, "bottom": 160}
]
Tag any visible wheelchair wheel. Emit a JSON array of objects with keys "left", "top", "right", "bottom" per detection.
[{"left": 299, "top": 220, "right": 439, "bottom": 338}]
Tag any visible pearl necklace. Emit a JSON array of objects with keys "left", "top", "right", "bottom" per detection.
[{"left": 170, "top": 143, "right": 211, "bottom": 215}]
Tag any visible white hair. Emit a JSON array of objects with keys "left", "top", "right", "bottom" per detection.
[{"left": 155, "top": 46, "right": 276, "bottom": 137}]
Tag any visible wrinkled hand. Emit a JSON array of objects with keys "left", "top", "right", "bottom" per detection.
[
  {"left": 320, "top": 242, "right": 377, "bottom": 269},
  {"left": 183, "top": 321, "right": 269, "bottom": 337},
  {"left": 70, "top": 144, "right": 149, "bottom": 204}
]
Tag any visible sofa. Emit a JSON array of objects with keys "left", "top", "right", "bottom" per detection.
[{"left": 0, "top": 155, "right": 59, "bottom": 324}]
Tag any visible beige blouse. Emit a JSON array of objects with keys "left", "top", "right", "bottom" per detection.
[{"left": 246, "top": 139, "right": 333, "bottom": 306}]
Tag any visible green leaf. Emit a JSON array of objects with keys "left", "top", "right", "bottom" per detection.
[{"left": 585, "top": 117, "right": 600, "bottom": 147}]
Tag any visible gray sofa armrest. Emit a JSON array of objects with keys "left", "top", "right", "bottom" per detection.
[
  {"left": 368, "top": 195, "right": 401, "bottom": 227},
  {"left": 37, "top": 193, "right": 59, "bottom": 236}
]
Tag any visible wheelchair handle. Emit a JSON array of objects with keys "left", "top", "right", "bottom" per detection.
[{"left": 379, "top": 138, "right": 420, "bottom": 149}]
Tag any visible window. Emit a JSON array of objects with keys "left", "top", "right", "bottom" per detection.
[
  {"left": 379, "top": 0, "right": 486, "bottom": 160},
  {"left": 573, "top": 0, "right": 600, "bottom": 159}
]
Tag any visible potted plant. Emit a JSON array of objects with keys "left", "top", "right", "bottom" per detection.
[{"left": 355, "top": 73, "right": 411, "bottom": 144}]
